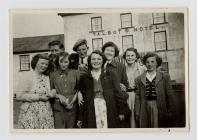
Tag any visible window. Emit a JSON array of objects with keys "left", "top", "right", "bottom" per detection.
[
  {"left": 20, "top": 55, "right": 30, "bottom": 71},
  {"left": 92, "top": 38, "right": 103, "bottom": 51},
  {"left": 122, "top": 35, "right": 134, "bottom": 52},
  {"left": 91, "top": 17, "right": 102, "bottom": 32},
  {"left": 160, "top": 62, "right": 169, "bottom": 73},
  {"left": 154, "top": 31, "right": 167, "bottom": 51},
  {"left": 152, "top": 13, "right": 166, "bottom": 24},
  {"left": 120, "top": 13, "right": 132, "bottom": 28}
]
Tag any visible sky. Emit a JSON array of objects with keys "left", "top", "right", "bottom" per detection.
[{"left": 12, "top": 12, "right": 64, "bottom": 38}]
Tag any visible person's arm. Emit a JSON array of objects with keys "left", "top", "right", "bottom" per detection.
[
  {"left": 134, "top": 77, "right": 141, "bottom": 125},
  {"left": 77, "top": 74, "right": 86, "bottom": 127},
  {"left": 121, "top": 63, "right": 130, "bottom": 88},
  {"left": 15, "top": 75, "right": 41, "bottom": 102},
  {"left": 110, "top": 70, "right": 128, "bottom": 119},
  {"left": 118, "top": 62, "right": 129, "bottom": 92},
  {"left": 75, "top": 70, "right": 84, "bottom": 105}
]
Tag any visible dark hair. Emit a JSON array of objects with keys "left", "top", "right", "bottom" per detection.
[
  {"left": 88, "top": 50, "right": 107, "bottom": 70},
  {"left": 142, "top": 52, "right": 162, "bottom": 68},
  {"left": 102, "top": 41, "right": 119, "bottom": 57},
  {"left": 56, "top": 52, "right": 70, "bottom": 69},
  {"left": 31, "top": 54, "right": 50, "bottom": 75},
  {"left": 123, "top": 48, "right": 140, "bottom": 60},
  {"left": 48, "top": 40, "right": 64, "bottom": 50}
]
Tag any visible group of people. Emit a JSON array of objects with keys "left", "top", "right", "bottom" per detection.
[{"left": 15, "top": 39, "right": 177, "bottom": 129}]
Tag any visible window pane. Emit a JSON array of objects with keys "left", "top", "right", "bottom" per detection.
[
  {"left": 122, "top": 35, "right": 134, "bottom": 52},
  {"left": 91, "top": 17, "right": 102, "bottom": 31},
  {"left": 92, "top": 38, "right": 103, "bottom": 51},
  {"left": 153, "top": 13, "right": 165, "bottom": 24},
  {"left": 20, "top": 55, "right": 30, "bottom": 71},
  {"left": 161, "top": 62, "right": 169, "bottom": 73},
  {"left": 121, "top": 13, "right": 132, "bottom": 28},
  {"left": 154, "top": 32, "right": 167, "bottom": 51}
]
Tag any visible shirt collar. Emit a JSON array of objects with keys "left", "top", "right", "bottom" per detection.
[
  {"left": 146, "top": 71, "right": 156, "bottom": 82},
  {"left": 79, "top": 56, "right": 88, "bottom": 63}
]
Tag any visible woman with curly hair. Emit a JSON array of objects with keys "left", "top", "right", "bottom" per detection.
[
  {"left": 16, "top": 54, "right": 55, "bottom": 129},
  {"left": 134, "top": 52, "right": 176, "bottom": 128}
]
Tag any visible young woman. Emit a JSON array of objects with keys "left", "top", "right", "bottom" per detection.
[
  {"left": 102, "top": 42, "right": 130, "bottom": 128},
  {"left": 134, "top": 52, "right": 176, "bottom": 128},
  {"left": 77, "top": 50, "right": 128, "bottom": 128},
  {"left": 123, "top": 48, "right": 146, "bottom": 128},
  {"left": 50, "top": 52, "right": 80, "bottom": 128},
  {"left": 16, "top": 54, "right": 55, "bottom": 129}
]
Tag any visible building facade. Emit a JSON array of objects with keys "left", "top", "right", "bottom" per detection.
[{"left": 59, "top": 13, "right": 185, "bottom": 83}]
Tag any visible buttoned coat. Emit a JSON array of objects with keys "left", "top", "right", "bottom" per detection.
[
  {"left": 134, "top": 71, "right": 177, "bottom": 127},
  {"left": 78, "top": 69, "right": 129, "bottom": 128}
]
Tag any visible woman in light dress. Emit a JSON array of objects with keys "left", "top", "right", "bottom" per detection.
[
  {"left": 16, "top": 54, "right": 55, "bottom": 129},
  {"left": 123, "top": 48, "right": 145, "bottom": 128}
]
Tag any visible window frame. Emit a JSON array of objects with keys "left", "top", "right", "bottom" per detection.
[
  {"left": 161, "top": 61, "right": 169, "bottom": 73},
  {"left": 152, "top": 13, "right": 167, "bottom": 25},
  {"left": 92, "top": 38, "right": 103, "bottom": 51},
  {"left": 122, "top": 35, "right": 134, "bottom": 52},
  {"left": 154, "top": 31, "right": 168, "bottom": 52},
  {"left": 19, "top": 55, "right": 30, "bottom": 71},
  {"left": 120, "top": 13, "right": 133, "bottom": 29},
  {"left": 91, "top": 16, "right": 103, "bottom": 32}
]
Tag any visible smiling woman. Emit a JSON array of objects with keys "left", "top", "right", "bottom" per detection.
[
  {"left": 77, "top": 50, "right": 129, "bottom": 128},
  {"left": 15, "top": 54, "right": 55, "bottom": 129}
]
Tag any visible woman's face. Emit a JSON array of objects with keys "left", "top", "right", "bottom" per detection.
[
  {"left": 104, "top": 46, "right": 115, "bottom": 61},
  {"left": 35, "top": 58, "right": 49, "bottom": 73},
  {"left": 125, "top": 50, "right": 137, "bottom": 65},
  {"left": 145, "top": 56, "right": 157, "bottom": 72},
  {"left": 90, "top": 53, "right": 103, "bottom": 70},
  {"left": 59, "top": 56, "right": 70, "bottom": 70}
]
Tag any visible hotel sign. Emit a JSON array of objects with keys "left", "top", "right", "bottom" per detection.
[{"left": 89, "top": 25, "right": 166, "bottom": 36}]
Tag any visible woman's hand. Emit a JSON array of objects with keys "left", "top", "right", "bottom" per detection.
[
  {"left": 49, "top": 89, "right": 56, "bottom": 98},
  {"left": 76, "top": 120, "right": 83, "bottom": 128},
  {"left": 120, "top": 83, "right": 127, "bottom": 92},
  {"left": 66, "top": 103, "right": 73, "bottom": 110},
  {"left": 119, "top": 115, "right": 125, "bottom": 121},
  {"left": 56, "top": 94, "right": 69, "bottom": 106},
  {"left": 77, "top": 91, "right": 84, "bottom": 106}
]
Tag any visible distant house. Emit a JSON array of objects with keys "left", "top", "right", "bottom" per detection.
[{"left": 13, "top": 34, "right": 64, "bottom": 93}]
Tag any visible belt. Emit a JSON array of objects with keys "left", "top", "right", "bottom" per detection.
[
  {"left": 127, "top": 88, "right": 136, "bottom": 92},
  {"left": 146, "top": 96, "right": 157, "bottom": 101}
]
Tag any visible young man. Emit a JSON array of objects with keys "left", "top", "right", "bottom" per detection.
[
  {"left": 69, "top": 39, "right": 89, "bottom": 71},
  {"left": 48, "top": 40, "right": 65, "bottom": 72},
  {"left": 50, "top": 52, "right": 79, "bottom": 128}
]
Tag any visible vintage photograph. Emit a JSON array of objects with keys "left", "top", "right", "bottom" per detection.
[{"left": 10, "top": 8, "right": 188, "bottom": 132}]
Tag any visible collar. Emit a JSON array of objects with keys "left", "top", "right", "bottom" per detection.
[
  {"left": 105, "top": 59, "right": 117, "bottom": 68},
  {"left": 79, "top": 56, "right": 88, "bottom": 64},
  {"left": 57, "top": 69, "right": 69, "bottom": 76},
  {"left": 146, "top": 71, "right": 156, "bottom": 82},
  {"left": 91, "top": 69, "right": 102, "bottom": 81},
  {"left": 141, "top": 71, "right": 163, "bottom": 85}
]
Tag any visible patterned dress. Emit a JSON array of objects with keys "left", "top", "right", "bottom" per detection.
[{"left": 17, "top": 72, "right": 54, "bottom": 129}]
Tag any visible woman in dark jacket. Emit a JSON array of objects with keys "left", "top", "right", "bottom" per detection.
[
  {"left": 77, "top": 50, "right": 128, "bottom": 128},
  {"left": 134, "top": 52, "right": 177, "bottom": 128},
  {"left": 102, "top": 41, "right": 130, "bottom": 128}
]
